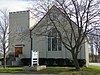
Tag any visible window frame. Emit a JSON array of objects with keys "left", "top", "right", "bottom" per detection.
[{"left": 48, "top": 28, "right": 62, "bottom": 51}]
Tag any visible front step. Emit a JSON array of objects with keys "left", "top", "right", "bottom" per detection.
[{"left": 12, "top": 54, "right": 25, "bottom": 66}]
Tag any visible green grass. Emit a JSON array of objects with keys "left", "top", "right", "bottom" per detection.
[
  {"left": 82, "top": 66, "right": 100, "bottom": 75},
  {"left": 0, "top": 67, "right": 23, "bottom": 73},
  {"left": 0, "top": 66, "right": 100, "bottom": 75}
]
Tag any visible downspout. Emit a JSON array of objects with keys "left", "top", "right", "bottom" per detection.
[{"left": 30, "top": 30, "right": 33, "bottom": 67}]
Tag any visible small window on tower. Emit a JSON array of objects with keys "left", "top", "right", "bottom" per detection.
[{"left": 16, "top": 26, "right": 24, "bottom": 33}]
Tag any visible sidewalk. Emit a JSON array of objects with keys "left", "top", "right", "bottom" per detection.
[
  {"left": 89, "top": 63, "right": 100, "bottom": 67},
  {"left": 0, "top": 73, "right": 56, "bottom": 75}
]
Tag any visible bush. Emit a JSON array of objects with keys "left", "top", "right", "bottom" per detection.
[
  {"left": 21, "top": 58, "right": 31, "bottom": 66},
  {"left": 56, "top": 59, "right": 65, "bottom": 66},
  {"left": 21, "top": 58, "right": 86, "bottom": 67},
  {"left": 78, "top": 59, "right": 86, "bottom": 67},
  {"left": 66, "top": 59, "right": 86, "bottom": 67},
  {"left": 39, "top": 58, "right": 46, "bottom": 65},
  {"left": 65, "top": 58, "right": 74, "bottom": 67},
  {"left": 46, "top": 58, "right": 54, "bottom": 66}
]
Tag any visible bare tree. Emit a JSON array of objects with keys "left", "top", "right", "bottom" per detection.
[
  {"left": 54, "top": 0, "right": 100, "bottom": 70},
  {"left": 30, "top": 0, "right": 100, "bottom": 70},
  {"left": 88, "top": 27, "right": 100, "bottom": 62},
  {"left": 28, "top": 0, "right": 55, "bottom": 21},
  {"left": 0, "top": 9, "right": 9, "bottom": 68}
]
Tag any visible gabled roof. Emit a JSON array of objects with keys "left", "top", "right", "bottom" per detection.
[
  {"left": 30, "top": 5, "right": 77, "bottom": 31},
  {"left": 30, "top": 5, "right": 65, "bottom": 31}
]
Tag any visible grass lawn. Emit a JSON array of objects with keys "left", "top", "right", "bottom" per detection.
[{"left": 0, "top": 66, "right": 100, "bottom": 75}]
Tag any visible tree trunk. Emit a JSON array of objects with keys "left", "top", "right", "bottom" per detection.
[
  {"left": 3, "top": 48, "right": 6, "bottom": 68},
  {"left": 72, "top": 53, "right": 80, "bottom": 70},
  {"left": 73, "top": 57, "right": 80, "bottom": 70},
  {"left": 4, "top": 54, "right": 6, "bottom": 68}
]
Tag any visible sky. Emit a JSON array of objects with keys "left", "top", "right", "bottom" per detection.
[
  {"left": 0, "top": 0, "right": 34, "bottom": 12},
  {"left": 0, "top": 0, "right": 35, "bottom": 53}
]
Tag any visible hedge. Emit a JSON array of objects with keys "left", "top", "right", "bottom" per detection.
[{"left": 21, "top": 58, "right": 86, "bottom": 67}]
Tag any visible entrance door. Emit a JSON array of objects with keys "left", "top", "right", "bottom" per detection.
[{"left": 15, "top": 47, "right": 22, "bottom": 57}]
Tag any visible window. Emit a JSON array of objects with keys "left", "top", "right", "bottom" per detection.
[
  {"left": 48, "top": 28, "right": 62, "bottom": 51},
  {"left": 16, "top": 26, "right": 24, "bottom": 33}
]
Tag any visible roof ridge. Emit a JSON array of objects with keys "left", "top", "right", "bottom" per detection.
[{"left": 30, "top": 5, "right": 61, "bottom": 31}]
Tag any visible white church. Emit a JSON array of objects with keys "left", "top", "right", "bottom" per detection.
[{"left": 9, "top": 6, "right": 89, "bottom": 67}]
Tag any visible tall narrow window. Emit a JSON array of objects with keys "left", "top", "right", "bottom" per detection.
[
  {"left": 48, "top": 28, "right": 62, "bottom": 51},
  {"left": 52, "top": 37, "right": 57, "bottom": 51},
  {"left": 58, "top": 38, "right": 62, "bottom": 51},
  {"left": 48, "top": 38, "right": 51, "bottom": 51}
]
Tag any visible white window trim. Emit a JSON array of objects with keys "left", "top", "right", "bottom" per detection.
[{"left": 48, "top": 29, "right": 62, "bottom": 51}]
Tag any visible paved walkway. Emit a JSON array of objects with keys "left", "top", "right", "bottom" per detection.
[
  {"left": 89, "top": 63, "right": 100, "bottom": 67},
  {"left": 0, "top": 73, "right": 56, "bottom": 75}
]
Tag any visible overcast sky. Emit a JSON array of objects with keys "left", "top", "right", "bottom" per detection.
[{"left": 0, "top": 0, "right": 34, "bottom": 12}]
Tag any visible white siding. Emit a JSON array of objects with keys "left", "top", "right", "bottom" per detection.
[
  {"left": 31, "top": 6, "right": 87, "bottom": 60},
  {"left": 9, "top": 10, "right": 31, "bottom": 58},
  {"left": 9, "top": 6, "right": 89, "bottom": 66}
]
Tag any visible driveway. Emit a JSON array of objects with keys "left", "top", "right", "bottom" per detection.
[{"left": 89, "top": 63, "right": 100, "bottom": 67}]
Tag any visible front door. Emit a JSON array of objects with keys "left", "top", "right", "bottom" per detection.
[{"left": 15, "top": 47, "right": 22, "bottom": 57}]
